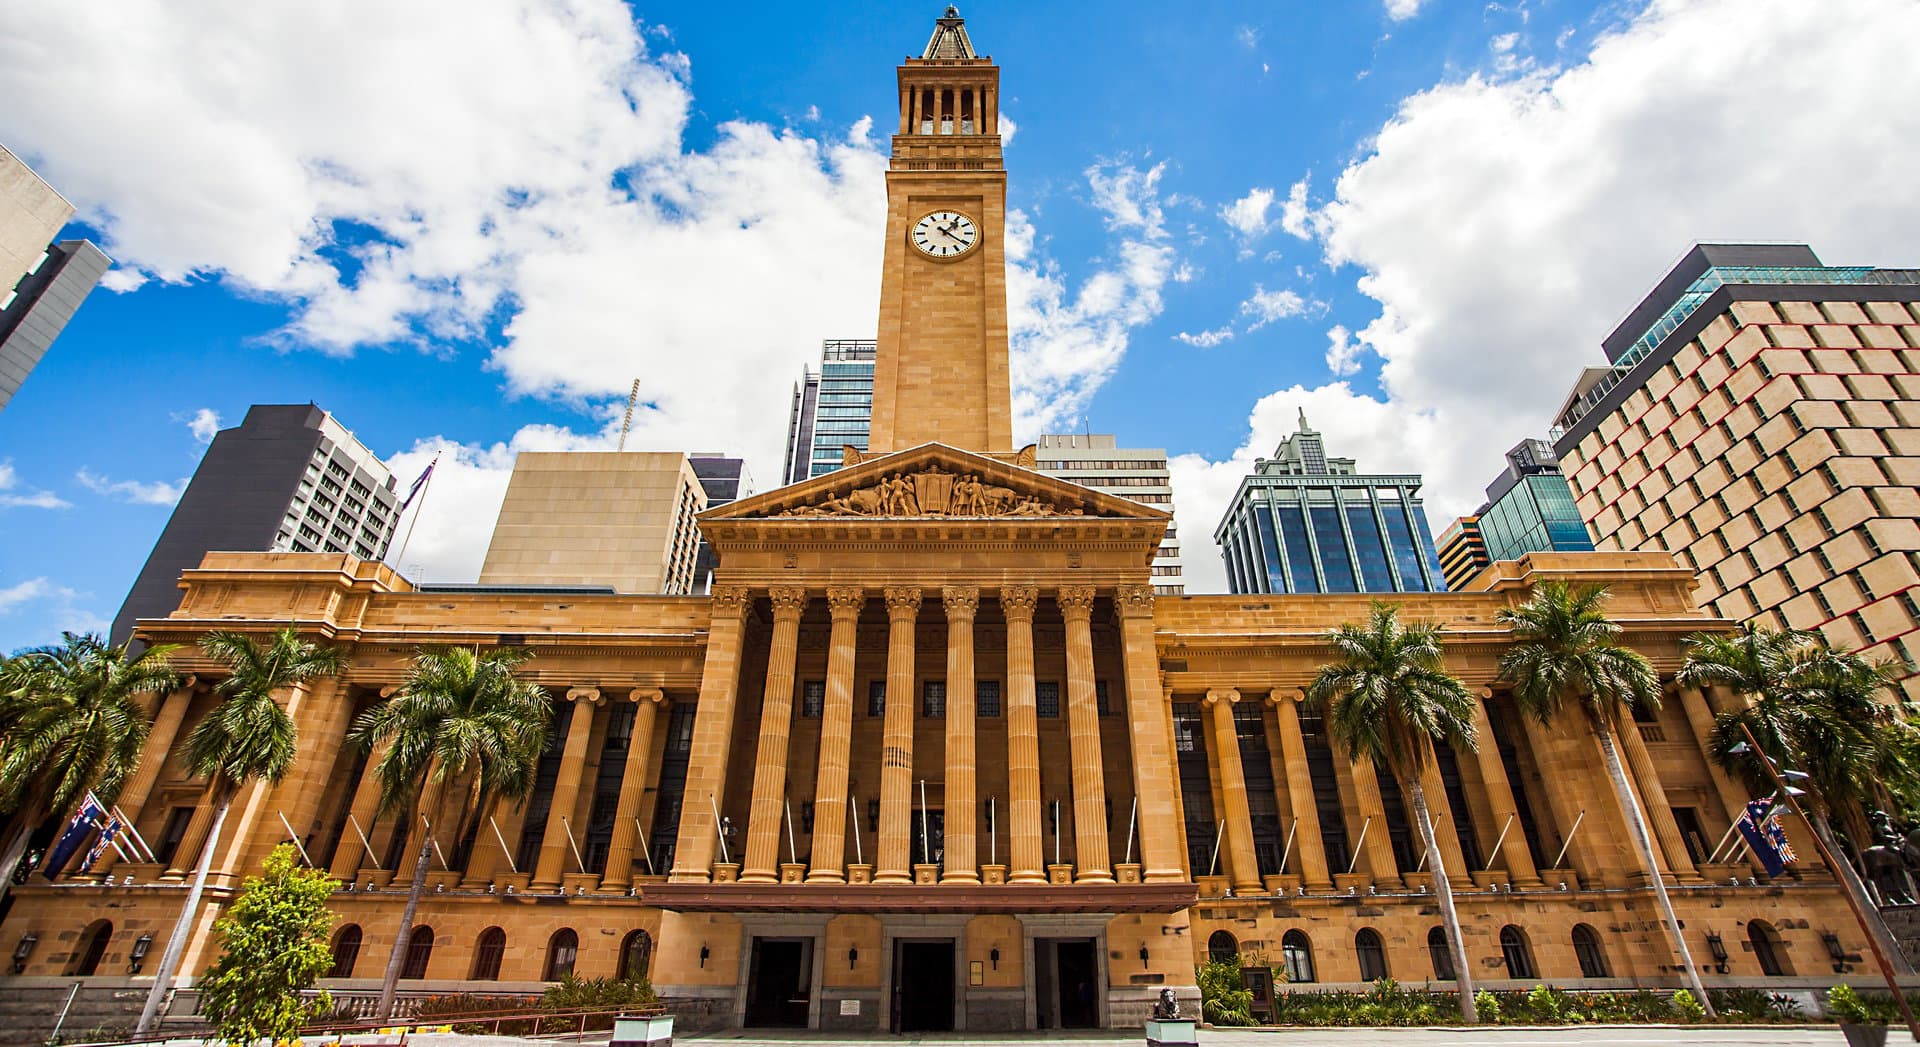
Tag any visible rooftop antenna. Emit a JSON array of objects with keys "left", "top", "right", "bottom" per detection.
[{"left": 618, "top": 378, "right": 641, "bottom": 451}]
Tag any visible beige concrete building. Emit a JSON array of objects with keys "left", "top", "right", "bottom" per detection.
[
  {"left": 1552, "top": 244, "right": 1920, "bottom": 697},
  {"left": 1, "top": 141, "right": 110, "bottom": 411},
  {"left": 1036, "top": 433, "right": 1184, "bottom": 594},
  {"left": 480, "top": 451, "right": 707, "bottom": 595}
]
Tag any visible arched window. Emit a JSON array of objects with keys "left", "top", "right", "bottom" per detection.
[
  {"left": 1571, "top": 924, "right": 1609, "bottom": 978},
  {"left": 545, "top": 928, "right": 580, "bottom": 981},
  {"left": 1281, "top": 930, "right": 1315, "bottom": 984},
  {"left": 1355, "top": 928, "right": 1388, "bottom": 982},
  {"left": 1207, "top": 930, "right": 1239, "bottom": 965},
  {"left": 1748, "top": 920, "right": 1790, "bottom": 976},
  {"left": 471, "top": 927, "right": 506, "bottom": 981},
  {"left": 69, "top": 921, "right": 112, "bottom": 976},
  {"left": 1498, "top": 925, "right": 1536, "bottom": 980},
  {"left": 1427, "top": 926, "right": 1455, "bottom": 981},
  {"left": 329, "top": 925, "right": 362, "bottom": 978},
  {"left": 618, "top": 930, "right": 653, "bottom": 982},
  {"left": 401, "top": 926, "right": 434, "bottom": 980}
]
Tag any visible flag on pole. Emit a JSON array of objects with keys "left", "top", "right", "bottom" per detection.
[
  {"left": 1736, "top": 799, "right": 1796, "bottom": 877},
  {"left": 80, "top": 810, "right": 124, "bottom": 873},
  {"left": 41, "top": 793, "right": 107, "bottom": 880},
  {"left": 400, "top": 455, "right": 439, "bottom": 511}
]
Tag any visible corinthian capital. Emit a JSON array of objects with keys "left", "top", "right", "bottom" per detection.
[
  {"left": 709, "top": 585, "right": 751, "bottom": 618},
  {"left": 826, "top": 586, "right": 866, "bottom": 618},
  {"left": 767, "top": 585, "right": 810, "bottom": 619},
  {"left": 884, "top": 586, "right": 923, "bottom": 620},
  {"left": 941, "top": 584, "right": 981, "bottom": 620},
  {"left": 1056, "top": 585, "right": 1097, "bottom": 619},
  {"left": 999, "top": 584, "right": 1039, "bottom": 622},
  {"left": 1113, "top": 583, "right": 1156, "bottom": 620}
]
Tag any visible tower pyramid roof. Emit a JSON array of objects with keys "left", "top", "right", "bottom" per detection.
[{"left": 922, "top": 6, "right": 977, "bottom": 59}]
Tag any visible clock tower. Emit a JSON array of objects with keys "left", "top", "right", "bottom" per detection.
[{"left": 867, "top": 6, "right": 1014, "bottom": 456}]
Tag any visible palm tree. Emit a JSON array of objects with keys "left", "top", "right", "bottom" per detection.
[
  {"left": 136, "top": 627, "right": 348, "bottom": 1037},
  {"left": 1306, "top": 602, "right": 1480, "bottom": 1022},
  {"left": 1497, "top": 581, "right": 1715, "bottom": 1016},
  {"left": 1679, "top": 624, "right": 1917, "bottom": 969},
  {"left": 350, "top": 645, "right": 549, "bottom": 1019},
  {"left": 0, "top": 633, "right": 181, "bottom": 901}
]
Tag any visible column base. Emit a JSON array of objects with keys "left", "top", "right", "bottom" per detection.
[
  {"left": 941, "top": 869, "right": 981, "bottom": 884},
  {"left": 1009, "top": 869, "right": 1047, "bottom": 884},
  {"left": 804, "top": 867, "right": 848, "bottom": 884},
  {"left": 1075, "top": 869, "right": 1114, "bottom": 885},
  {"left": 873, "top": 870, "right": 911, "bottom": 885}
]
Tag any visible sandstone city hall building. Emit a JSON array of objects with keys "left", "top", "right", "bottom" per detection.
[{"left": 1, "top": 8, "right": 1868, "bottom": 1033}]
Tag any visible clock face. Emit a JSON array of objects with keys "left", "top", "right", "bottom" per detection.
[{"left": 911, "top": 210, "right": 979, "bottom": 258}]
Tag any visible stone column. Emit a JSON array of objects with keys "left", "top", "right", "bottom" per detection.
[
  {"left": 119, "top": 683, "right": 196, "bottom": 822},
  {"left": 1618, "top": 717, "right": 1702, "bottom": 881},
  {"left": 1058, "top": 585, "right": 1112, "bottom": 884},
  {"left": 162, "top": 783, "right": 222, "bottom": 880},
  {"left": 1467, "top": 696, "right": 1541, "bottom": 886},
  {"left": 1677, "top": 686, "right": 1752, "bottom": 832},
  {"left": 1414, "top": 748, "right": 1468, "bottom": 878},
  {"left": 329, "top": 740, "right": 391, "bottom": 880},
  {"left": 533, "top": 687, "right": 603, "bottom": 887},
  {"left": 807, "top": 587, "right": 865, "bottom": 883},
  {"left": 600, "top": 689, "right": 667, "bottom": 890},
  {"left": 875, "top": 586, "right": 923, "bottom": 884},
  {"left": 669, "top": 585, "right": 752, "bottom": 882},
  {"left": 1001, "top": 585, "right": 1046, "bottom": 884},
  {"left": 1115, "top": 585, "right": 1184, "bottom": 883},
  {"left": 942, "top": 585, "right": 981, "bottom": 883},
  {"left": 1270, "top": 691, "right": 1331, "bottom": 890},
  {"left": 1348, "top": 757, "right": 1403, "bottom": 886},
  {"left": 1204, "top": 689, "right": 1262, "bottom": 892},
  {"left": 234, "top": 676, "right": 357, "bottom": 868},
  {"left": 741, "top": 585, "right": 809, "bottom": 884}
]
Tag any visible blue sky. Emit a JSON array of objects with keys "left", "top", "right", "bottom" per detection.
[{"left": 4, "top": 0, "right": 1920, "bottom": 651}]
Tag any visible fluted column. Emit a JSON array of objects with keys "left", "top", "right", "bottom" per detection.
[
  {"left": 533, "top": 687, "right": 602, "bottom": 887},
  {"left": 162, "top": 783, "right": 221, "bottom": 879},
  {"left": 1619, "top": 716, "right": 1701, "bottom": 882},
  {"left": 942, "top": 585, "right": 981, "bottom": 883},
  {"left": 1204, "top": 689, "right": 1262, "bottom": 892},
  {"left": 600, "top": 690, "right": 667, "bottom": 890},
  {"left": 329, "top": 740, "right": 391, "bottom": 880},
  {"left": 741, "top": 586, "right": 809, "bottom": 884},
  {"left": 807, "top": 587, "right": 865, "bottom": 883},
  {"left": 1347, "top": 755, "right": 1402, "bottom": 887},
  {"left": 669, "top": 585, "right": 751, "bottom": 882},
  {"left": 1414, "top": 746, "right": 1468, "bottom": 878},
  {"left": 1468, "top": 694, "right": 1540, "bottom": 885},
  {"left": 119, "top": 683, "right": 195, "bottom": 823},
  {"left": 1059, "top": 585, "right": 1111, "bottom": 883},
  {"left": 1677, "top": 686, "right": 1752, "bottom": 836},
  {"left": 875, "top": 587, "right": 923, "bottom": 884},
  {"left": 234, "top": 676, "right": 356, "bottom": 868},
  {"left": 1001, "top": 585, "right": 1045, "bottom": 884},
  {"left": 1270, "top": 691, "right": 1331, "bottom": 889},
  {"left": 1115, "top": 585, "right": 1185, "bottom": 882}
]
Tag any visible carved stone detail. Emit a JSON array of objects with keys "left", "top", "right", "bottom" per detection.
[
  {"left": 1056, "top": 585, "right": 1097, "bottom": 619},
  {"left": 1114, "top": 583, "right": 1156, "bottom": 619},
  {"left": 826, "top": 585, "right": 866, "bottom": 617},
  {"left": 999, "top": 584, "right": 1039, "bottom": 621},
  {"left": 566, "top": 686, "right": 603, "bottom": 705},
  {"left": 942, "top": 584, "right": 981, "bottom": 619},
  {"left": 884, "top": 586, "right": 924, "bottom": 619},
  {"left": 768, "top": 586, "right": 809, "bottom": 618},
  {"left": 1203, "top": 687, "right": 1239, "bottom": 708},
  {"left": 772, "top": 466, "right": 1086, "bottom": 518},
  {"left": 710, "top": 585, "right": 751, "bottom": 617}
]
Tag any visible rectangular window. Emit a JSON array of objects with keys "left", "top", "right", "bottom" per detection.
[
  {"left": 799, "top": 680, "right": 825, "bottom": 718},
  {"left": 976, "top": 679, "right": 1001, "bottom": 718},
  {"left": 1095, "top": 680, "right": 1112, "bottom": 716},
  {"left": 1036, "top": 681, "right": 1061, "bottom": 718},
  {"left": 866, "top": 680, "right": 886, "bottom": 717},
  {"left": 921, "top": 680, "right": 945, "bottom": 718}
]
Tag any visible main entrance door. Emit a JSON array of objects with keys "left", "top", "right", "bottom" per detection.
[
  {"left": 1035, "top": 937, "right": 1100, "bottom": 1029},
  {"left": 891, "top": 939, "right": 955, "bottom": 1032},
  {"left": 745, "top": 937, "right": 812, "bottom": 1027}
]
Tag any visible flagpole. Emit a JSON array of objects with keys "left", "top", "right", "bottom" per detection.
[{"left": 389, "top": 454, "right": 440, "bottom": 568}]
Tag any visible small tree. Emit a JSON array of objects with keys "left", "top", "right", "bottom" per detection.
[{"left": 197, "top": 844, "right": 337, "bottom": 1045}]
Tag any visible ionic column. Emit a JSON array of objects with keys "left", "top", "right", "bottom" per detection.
[
  {"left": 1001, "top": 585, "right": 1046, "bottom": 884},
  {"left": 1058, "top": 585, "right": 1112, "bottom": 884},
  {"left": 807, "top": 587, "right": 865, "bottom": 883},
  {"left": 942, "top": 585, "right": 981, "bottom": 883},
  {"left": 669, "top": 585, "right": 752, "bottom": 882},
  {"left": 329, "top": 739, "right": 391, "bottom": 880},
  {"left": 1618, "top": 716, "right": 1702, "bottom": 882},
  {"left": 1270, "top": 691, "right": 1331, "bottom": 889},
  {"left": 1677, "top": 686, "right": 1752, "bottom": 836},
  {"left": 875, "top": 587, "right": 923, "bottom": 884},
  {"left": 741, "top": 586, "right": 809, "bottom": 884},
  {"left": 1414, "top": 747, "right": 1468, "bottom": 878},
  {"left": 600, "top": 689, "right": 667, "bottom": 891},
  {"left": 1468, "top": 694, "right": 1540, "bottom": 885},
  {"left": 119, "top": 682, "right": 196, "bottom": 822},
  {"left": 1115, "top": 585, "right": 1184, "bottom": 882},
  {"left": 1204, "top": 689, "right": 1262, "bottom": 892},
  {"left": 1347, "top": 757, "right": 1403, "bottom": 887},
  {"left": 533, "top": 687, "right": 603, "bottom": 887}
]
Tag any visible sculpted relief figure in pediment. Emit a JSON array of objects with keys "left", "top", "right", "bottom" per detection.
[{"left": 775, "top": 466, "right": 1087, "bottom": 519}]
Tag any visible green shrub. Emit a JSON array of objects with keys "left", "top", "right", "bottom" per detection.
[
  {"left": 1825, "top": 984, "right": 1907, "bottom": 1024},
  {"left": 1673, "top": 989, "right": 1706, "bottom": 1021},
  {"left": 1474, "top": 990, "right": 1501, "bottom": 1024},
  {"left": 1713, "top": 987, "right": 1802, "bottom": 1022},
  {"left": 195, "top": 846, "right": 337, "bottom": 1046},
  {"left": 1197, "top": 960, "right": 1255, "bottom": 1026},
  {"left": 1526, "top": 984, "right": 1565, "bottom": 1023}
]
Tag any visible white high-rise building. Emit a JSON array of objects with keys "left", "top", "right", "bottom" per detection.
[{"left": 1036, "top": 433, "right": 1184, "bottom": 594}]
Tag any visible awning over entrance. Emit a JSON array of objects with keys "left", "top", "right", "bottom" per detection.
[{"left": 642, "top": 881, "right": 1196, "bottom": 915}]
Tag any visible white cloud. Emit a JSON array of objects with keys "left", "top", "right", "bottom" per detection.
[
  {"left": 1175, "top": 0, "right": 1920, "bottom": 590},
  {"left": 998, "top": 112, "right": 1018, "bottom": 146},
  {"left": 76, "top": 468, "right": 185, "bottom": 506},
  {"left": 1279, "top": 177, "right": 1316, "bottom": 240},
  {"left": 0, "top": 578, "right": 109, "bottom": 640},
  {"left": 1325, "top": 324, "right": 1363, "bottom": 375},
  {"left": 1240, "top": 286, "right": 1309, "bottom": 330},
  {"left": 178, "top": 407, "right": 222, "bottom": 444},
  {"left": 1385, "top": 0, "right": 1426, "bottom": 20},
  {"left": 0, "top": 461, "right": 71, "bottom": 510},
  {"left": 1219, "top": 187, "right": 1276, "bottom": 242},
  {"left": 1236, "top": 26, "right": 1260, "bottom": 49},
  {"left": 1174, "top": 326, "right": 1235, "bottom": 348}
]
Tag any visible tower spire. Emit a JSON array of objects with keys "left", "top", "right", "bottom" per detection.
[{"left": 922, "top": 6, "right": 977, "bottom": 60}]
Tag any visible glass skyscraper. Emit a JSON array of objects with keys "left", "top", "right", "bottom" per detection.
[
  {"left": 1439, "top": 439, "right": 1596, "bottom": 587},
  {"left": 781, "top": 339, "right": 877, "bottom": 484},
  {"left": 1214, "top": 411, "right": 1445, "bottom": 594}
]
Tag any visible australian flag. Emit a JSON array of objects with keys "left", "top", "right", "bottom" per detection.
[
  {"left": 40, "top": 793, "right": 106, "bottom": 881},
  {"left": 1736, "top": 799, "right": 1798, "bottom": 877},
  {"left": 79, "top": 810, "right": 124, "bottom": 874}
]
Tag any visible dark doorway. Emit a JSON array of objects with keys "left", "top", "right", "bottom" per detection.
[
  {"left": 892, "top": 939, "right": 954, "bottom": 1032},
  {"left": 745, "top": 937, "right": 812, "bottom": 1027},
  {"left": 1036, "top": 937, "right": 1099, "bottom": 1029},
  {"left": 70, "top": 921, "right": 112, "bottom": 976}
]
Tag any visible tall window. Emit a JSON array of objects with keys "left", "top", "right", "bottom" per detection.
[
  {"left": 1095, "top": 680, "right": 1112, "bottom": 716},
  {"left": 800, "top": 680, "right": 825, "bottom": 718},
  {"left": 1748, "top": 920, "right": 1789, "bottom": 976},
  {"left": 1355, "top": 929, "right": 1388, "bottom": 982},
  {"left": 329, "top": 925, "right": 362, "bottom": 979},
  {"left": 1427, "top": 926, "right": 1454, "bottom": 981},
  {"left": 619, "top": 930, "right": 653, "bottom": 982},
  {"left": 1571, "top": 924, "right": 1609, "bottom": 979},
  {"left": 472, "top": 927, "right": 506, "bottom": 981},
  {"left": 1281, "top": 930, "right": 1315, "bottom": 984},
  {"left": 1036, "top": 681, "right": 1061, "bottom": 718},
  {"left": 867, "top": 680, "right": 886, "bottom": 717},
  {"left": 545, "top": 928, "right": 580, "bottom": 981},
  {"left": 921, "top": 680, "right": 946, "bottom": 718},
  {"left": 976, "top": 679, "right": 1001, "bottom": 717},
  {"left": 401, "top": 926, "right": 435, "bottom": 980},
  {"left": 1499, "top": 925, "right": 1536, "bottom": 980}
]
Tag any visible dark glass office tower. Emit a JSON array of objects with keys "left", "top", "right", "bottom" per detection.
[{"left": 780, "top": 339, "right": 876, "bottom": 484}]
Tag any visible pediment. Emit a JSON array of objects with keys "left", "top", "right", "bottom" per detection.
[{"left": 705, "top": 443, "right": 1171, "bottom": 523}]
